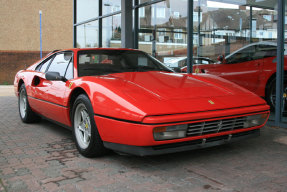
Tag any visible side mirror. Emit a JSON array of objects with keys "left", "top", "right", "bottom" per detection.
[
  {"left": 45, "top": 72, "right": 67, "bottom": 82},
  {"left": 217, "top": 55, "right": 225, "bottom": 63}
]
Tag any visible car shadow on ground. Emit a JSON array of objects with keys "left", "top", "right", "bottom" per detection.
[{"left": 37, "top": 117, "right": 266, "bottom": 166}]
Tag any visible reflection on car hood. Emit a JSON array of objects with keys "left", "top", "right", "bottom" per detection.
[
  {"left": 85, "top": 71, "right": 266, "bottom": 117},
  {"left": 100, "top": 71, "right": 266, "bottom": 115},
  {"left": 109, "top": 71, "right": 235, "bottom": 100}
]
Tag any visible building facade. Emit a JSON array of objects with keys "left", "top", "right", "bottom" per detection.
[
  {"left": 73, "top": 0, "right": 287, "bottom": 127},
  {"left": 0, "top": 0, "right": 73, "bottom": 84}
]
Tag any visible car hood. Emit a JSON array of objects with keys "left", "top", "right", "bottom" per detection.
[
  {"left": 109, "top": 72, "right": 235, "bottom": 100},
  {"left": 84, "top": 71, "right": 267, "bottom": 121}
]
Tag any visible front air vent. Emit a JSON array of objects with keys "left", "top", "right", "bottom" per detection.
[{"left": 186, "top": 116, "right": 247, "bottom": 137}]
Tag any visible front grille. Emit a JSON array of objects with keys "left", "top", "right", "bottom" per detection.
[{"left": 186, "top": 116, "right": 247, "bottom": 137}]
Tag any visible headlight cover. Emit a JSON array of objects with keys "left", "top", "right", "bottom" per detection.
[
  {"left": 243, "top": 113, "right": 268, "bottom": 128},
  {"left": 153, "top": 124, "right": 188, "bottom": 141}
]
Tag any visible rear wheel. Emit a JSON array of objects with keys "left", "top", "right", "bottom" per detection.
[
  {"left": 72, "top": 94, "right": 108, "bottom": 157},
  {"left": 266, "top": 77, "right": 287, "bottom": 112},
  {"left": 18, "top": 84, "right": 41, "bottom": 123}
]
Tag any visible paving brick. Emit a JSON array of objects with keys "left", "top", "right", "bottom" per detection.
[{"left": 1, "top": 96, "right": 287, "bottom": 191}]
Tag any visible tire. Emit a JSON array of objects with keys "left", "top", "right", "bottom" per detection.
[
  {"left": 18, "top": 84, "right": 41, "bottom": 123},
  {"left": 266, "top": 77, "right": 287, "bottom": 112},
  {"left": 72, "top": 94, "right": 108, "bottom": 157}
]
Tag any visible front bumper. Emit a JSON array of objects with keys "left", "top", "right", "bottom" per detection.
[
  {"left": 103, "top": 129, "right": 260, "bottom": 156},
  {"left": 94, "top": 104, "right": 269, "bottom": 156},
  {"left": 95, "top": 105, "right": 269, "bottom": 146}
]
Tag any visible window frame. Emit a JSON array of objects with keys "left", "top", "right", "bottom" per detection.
[
  {"left": 35, "top": 54, "right": 56, "bottom": 72},
  {"left": 174, "top": 29, "right": 183, "bottom": 40},
  {"left": 64, "top": 57, "right": 74, "bottom": 80},
  {"left": 158, "top": 28, "right": 166, "bottom": 36},
  {"left": 45, "top": 51, "right": 74, "bottom": 78},
  {"left": 152, "top": 7, "right": 166, "bottom": 18}
]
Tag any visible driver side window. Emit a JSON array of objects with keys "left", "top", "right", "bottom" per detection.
[
  {"left": 36, "top": 56, "right": 54, "bottom": 73},
  {"left": 46, "top": 52, "right": 72, "bottom": 76},
  {"left": 226, "top": 46, "right": 256, "bottom": 64}
]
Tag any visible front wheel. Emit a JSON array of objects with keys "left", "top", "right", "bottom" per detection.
[
  {"left": 18, "top": 84, "right": 41, "bottom": 123},
  {"left": 72, "top": 94, "right": 108, "bottom": 157}
]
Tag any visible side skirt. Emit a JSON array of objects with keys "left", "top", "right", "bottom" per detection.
[{"left": 37, "top": 113, "right": 72, "bottom": 131}]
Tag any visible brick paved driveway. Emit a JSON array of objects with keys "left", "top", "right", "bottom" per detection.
[{"left": 1, "top": 96, "right": 287, "bottom": 192}]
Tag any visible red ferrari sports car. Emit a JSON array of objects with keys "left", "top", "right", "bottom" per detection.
[
  {"left": 181, "top": 41, "right": 287, "bottom": 111},
  {"left": 14, "top": 48, "right": 270, "bottom": 157}
]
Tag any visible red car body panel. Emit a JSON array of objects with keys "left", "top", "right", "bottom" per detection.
[
  {"left": 95, "top": 106, "right": 269, "bottom": 146},
  {"left": 181, "top": 55, "right": 287, "bottom": 98},
  {"left": 14, "top": 48, "right": 270, "bottom": 153}
]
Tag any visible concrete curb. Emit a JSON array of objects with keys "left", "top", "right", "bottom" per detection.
[{"left": 0, "top": 85, "right": 14, "bottom": 96}]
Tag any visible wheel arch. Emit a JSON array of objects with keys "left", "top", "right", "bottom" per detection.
[
  {"left": 68, "top": 87, "right": 89, "bottom": 118},
  {"left": 18, "top": 79, "right": 25, "bottom": 92},
  {"left": 265, "top": 71, "right": 287, "bottom": 98}
]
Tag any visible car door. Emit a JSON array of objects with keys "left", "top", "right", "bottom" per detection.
[
  {"left": 43, "top": 51, "right": 73, "bottom": 125},
  {"left": 202, "top": 45, "right": 262, "bottom": 93},
  {"left": 28, "top": 55, "right": 55, "bottom": 116}
]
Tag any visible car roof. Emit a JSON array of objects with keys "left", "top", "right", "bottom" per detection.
[{"left": 226, "top": 41, "right": 287, "bottom": 59}]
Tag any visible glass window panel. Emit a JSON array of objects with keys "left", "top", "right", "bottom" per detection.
[
  {"left": 281, "top": 1, "right": 287, "bottom": 123},
  {"left": 65, "top": 60, "right": 74, "bottom": 80},
  {"left": 103, "top": 0, "right": 121, "bottom": 15},
  {"left": 139, "top": 7, "right": 145, "bottom": 18},
  {"left": 76, "top": 0, "right": 98, "bottom": 23},
  {"left": 76, "top": 21, "right": 99, "bottom": 48},
  {"left": 77, "top": 50, "right": 171, "bottom": 76},
  {"left": 39, "top": 56, "right": 54, "bottom": 73},
  {"left": 193, "top": 0, "right": 277, "bottom": 121},
  {"left": 138, "top": 0, "right": 187, "bottom": 70},
  {"left": 47, "top": 52, "right": 72, "bottom": 76},
  {"left": 102, "top": 14, "right": 121, "bottom": 48}
]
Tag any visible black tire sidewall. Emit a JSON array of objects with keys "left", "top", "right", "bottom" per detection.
[
  {"left": 18, "top": 84, "right": 28, "bottom": 122},
  {"left": 71, "top": 94, "right": 105, "bottom": 157},
  {"left": 266, "top": 78, "right": 275, "bottom": 111}
]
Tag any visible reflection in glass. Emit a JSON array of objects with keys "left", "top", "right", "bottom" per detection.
[
  {"left": 190, "top": 0, "right": 278, "bottom": 121},
  {"left": 102, "top": 14, "right": 121, "bottom": 48},
  {"left": 77, "top": 50, "right": 172, "bottom": 77},
  {"left": 138, "top": 0, "right": 188, "bottom": 67},
  {"left": 76, "top": 0, "right": 98, "bottom": 23},
  {"left": 103, "top": 0, "right": 121, "bottom": 15},
  {"left": 281, "top": 0, "right": 287, "bottom": 123},
  {"left": 76, "top": 21, "right": 99, "bottom": 48}
]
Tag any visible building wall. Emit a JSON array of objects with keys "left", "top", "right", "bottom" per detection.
[
  {"left": 0, "top": 0, "right": 73, "bottom": 84},
  {"left": 0, "top": 51, "right": 50, "bottom": 84},
  {"left": 0, "top": 0, "right": 73, "bottom": 51}
]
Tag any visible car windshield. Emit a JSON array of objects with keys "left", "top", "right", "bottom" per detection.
[{"left": 78, "top": 50, "right": 173, "bottom": 76}]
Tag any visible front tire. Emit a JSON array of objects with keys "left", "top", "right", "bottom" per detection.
[
  {"left": 18, "top": 84, "right": 41, "bottom": 123},
  {"left": 72, "top": 94, "right": 108, "bottom": 157},
  {"left": 266, "top": 77, "right": 287, "bottom": 112}
]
